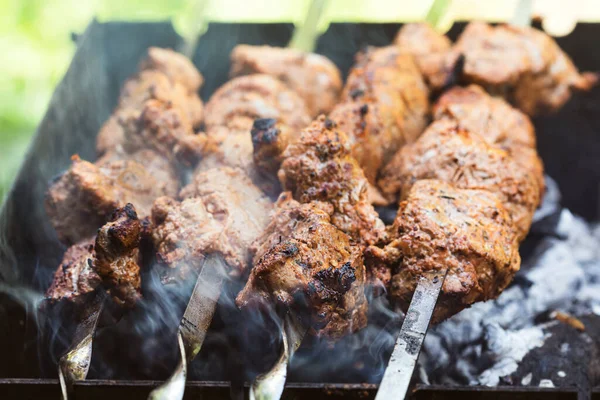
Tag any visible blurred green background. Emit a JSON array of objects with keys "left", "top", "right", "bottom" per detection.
[{"left": 0, "top": 0, "right": 588, "bottom": 201}]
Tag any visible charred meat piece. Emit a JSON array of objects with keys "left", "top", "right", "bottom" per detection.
[
  {"left": 394, "top": 22, "right": 453, "bottom": 90},
  {"left": 152, "top": 167, "right": 272, "bottom": 281},
  {"left": 379, "top": 120, "right": 540, "bottom": 240},
  {"left": 279, "top": 116, "right": 387, "bottom": 248},
  {"left": 94, "top": 204, "right": 143, "bottom": 307},
  {"left": 46, "top": 204, "right": 143, "bottom": 308},
  {"left": 45, "top": 153, "right": 178, "bottom": 244},
  {"left": 230, "top": 45, "right": 342, "bottom": 116},
  {"left": 250, "top": 118, "right": 294, "bottom": 178},
  {"left": 331, "top": 47, "right": 429, "bottom": 182},
  {"left": 96, "top": 99, "right": 206, "bottom": 167},
  {"left": 444, "top": 22, "right": 596, "bottom": 114},
  {"left": 367, "top": 180, "right": 520, "bottom": 323},
  {"left": 433, "top": 85, "right": 545, "bottom": 196},
  {"left": 237, "top": 193, "right": 367, "bottom": 339},
  {"left": 203, "top": 74, "right": 311, "bottom": 133},
  {"left": 45, "top": 239, "right": 100, "bottom": 304}
]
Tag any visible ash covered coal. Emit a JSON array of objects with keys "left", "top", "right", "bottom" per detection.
[{"left": 416, "top": 176, "right": 600, "bottom": 388}]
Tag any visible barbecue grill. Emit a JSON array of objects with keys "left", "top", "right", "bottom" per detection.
[{"left": 0, "top": 17, "right": 599, "bottom": 400}]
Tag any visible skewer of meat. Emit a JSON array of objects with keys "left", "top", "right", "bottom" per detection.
[
  {"left": 374, "top": 33, "right": 552, "bottom": 396},
  {"left": 44, "top": 47, "right": 205, "bottom": 399},
  {"left": 148, "top": 45, "right": 343, "bottom": 399},
  {"left": 395, "top": 21, "right": 597, "bottom": 114}
]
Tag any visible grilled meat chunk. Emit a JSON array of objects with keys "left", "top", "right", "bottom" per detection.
[
  {"left": 152, "top": 167, "right": 272, "bottom": 281},
  {"left": 433, "top": 85, "right": 545, "bottom": 195},
  {"left": 368, "top": 180, "right": 520, "bottom": 323},
  {"left": 279, "top": 116, "right": 386, "bottom": 248},
  {"left": 230, "top": 45, "right": 342, "bottom": 116},
  {"left": 97, "top": 99, "right": 206, "bottom": 167},
  {"left": 329, "top": 46, "right": 429, "bottom": 188},
  {"left": 46, "top": 204, "right": 143, "bottom": 307},
  {"left": 45, "top": 239, "right": 100, "bottom": 304},
  {"left": 379, "top": 120, "right": 540, "bottom": 240},
  {"left": 140, "top": 47, "right": 204, "bottom": 93},
  {"left": 45, "top": 153, "right": 178, "bottom": 244},
  {"left": 438, "top": 23, "right": 596, "bottom": 114},
  {"left": 118, "top": 69, "right": 204, "bottom": 129},
  {"left": 237, "top": 193, "right": 368, "bottom": 339},
  {"left": 93, "top": 204, "right": 143, "bottom": 307},
  {"left": 250, "top": 118, "right": 294, "bottom": 178},
  {"left": 203, "top": 74, "right": 311, "bottom": 133},
  {"left": 394, "top": 22, "right": 453, "bottom": 89}
]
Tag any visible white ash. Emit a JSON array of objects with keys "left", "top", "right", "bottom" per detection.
[{"left": 418, "top": 176, "right": 600, "bottom": 385}]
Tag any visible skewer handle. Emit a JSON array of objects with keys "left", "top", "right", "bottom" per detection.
[
  {"left": 58, "top": 292, "right": 105, "bottom": 400},
  {"left": 148, "top": 254, "right": 226, "bottom": 400},
  {"left": 250, "top": 312, "right": 306, "bottom": 400},
  {"left": 375, "top": 269, "right": 447, "bottom": 400}
]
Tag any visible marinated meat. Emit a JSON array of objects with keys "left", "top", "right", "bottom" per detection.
[
  {"left": 251, "top": 118, "right": 293, "bottom": 177},
  {"left": 331, "top": 46, "right": 429, "bottom": 181},
  {"left": 96, "top": 99, "right": 206, "bottom": 167},
  {"left": 394, "top": 22, "right": 453, "bottom": 89},
  {"left": 119, "top": 69, "right": 204, "bottom": 129},
  {"left": 152, "top": 167, "right": 272, "bottom": 281},
  {"left": 367, "top": 179, "right": 520, "bottom": 323},
  {"left": 45, "top": 239, "right": 100, "bottom": 304},
  {"left": 378, "top": 120, "right": 540, "bottom": 240},
  {"left": 441, "top": 22, "right": 596, "bottom": 114},
  {"left": 279, "top": 116, "right": 387, "bottom": 248},
  {"left": 46, "top": 153, "right": 178, "bottom": 244},
  {"left": 433, "top": 85, "right": 545, "bottom": 195},
  {"left": 203, "top": 74, "right": 311, "bottom": 133},
  {"left": 93, "top": 204, "right": 143, "bottom": 307},
  {"left": 46, "top": 204, "right": 143, "bottom": 308},
  {"left": 230, "top": 45, "right": 343, "bottom": 116},
  {"left": 237, "top": 193, "right": 368, "bottom": 339},
  {"left": 140, "top": 47, "right": 204, "bottom": 93}
]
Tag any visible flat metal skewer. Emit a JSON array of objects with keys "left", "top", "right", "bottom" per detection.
[
  {"left": 250, "top": 312, "right": 307, "bottom": 400},
  {"left": 375, "top": 269, "right": 447, "bottom": 400},
  {"left": 148, "top": 254, "right": 227, "bottom": 400},
  {"left": 58, "top": 292, "right": 105, "bottom": 400}
]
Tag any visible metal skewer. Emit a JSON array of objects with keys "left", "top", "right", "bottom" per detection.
[
  {"left": 58, "top": 291, "right": 105, "bottom": 400},
  {"left": 374, "top": 269, "right": 447, "bottom": 400},
  {"left": 250, "top": 312, "right": 307, "bottom": 400},
  {"left": 148, "top": 254, "right": 227, "bottom": 400}
]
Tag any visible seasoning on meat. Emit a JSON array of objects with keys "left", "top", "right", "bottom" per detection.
[
  {"left": 230, "top": 45, "right": 343, "bottom": 116},
  {"left": 45, "top": 153, "right": 178, "bottom": 244},
  {"left": 379, "top": 120, "right": 540, "bottom": 240},
  {"left": 237, "top": 193, "right": 368, "bottom": 339},
  {"left": 152, "top": 167, "right": 272, "bottom": 282},
  {"left": 279, "top": 116, "right": 387, "bottom": 248},
  {"left": 366, "top": 180, "right": 521, "bottom": 323}
]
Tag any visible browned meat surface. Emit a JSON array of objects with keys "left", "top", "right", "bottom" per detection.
[
  {"left": 96, "top": 99, "right": 206, "bottom": 167},
  {"left": 378, "top": 120, "right": 540, "bottom": 240},
  {"left": 230, "top": 45, "right": 342, "bottom": 116},
  {"left": 46, "top": 204, "right": 143, "bottom": 307},
  {"left": 140, "top": 47, "right": 203, "bottom": 92},
  {"left": 250, "top": 118, "right": 294, "bottom": 178},
  {"left": 433, "top": 85, "right": 545, "bottom": 196},
  {"left": 237, "top": 193, "right": 367, "bottom": 339},
  {"left": 333, "top": 47, "right": 429, "bottom": 179},
  {"left": 152, "top": 167, "right": 272, "bottom": 281},
  {"left": 93, "top": 204, "right": 143, "bottom": 307},
  {"left": 46, "top": 154, "right": 178, "bottom": 244},
  {"left": 279, "top": 116, "right": 387, "bottom": 248},
  {"left": 45, "top": 239, "right": 100, "bottom": 304},
  {"left": 394, "top": 23, "right": 453, "bottom": 89},
  {"left": 367, "top": 180, "right": 520, "bottom": 323},
  {"left": 203, "top": 74, "right": 311, "bottom": 133},
  {"left": 440, "top": 22, "right": 596, "bottom": 114},
  {"left": 118, "top": 69, "right": 204, "bottom": 129}
]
